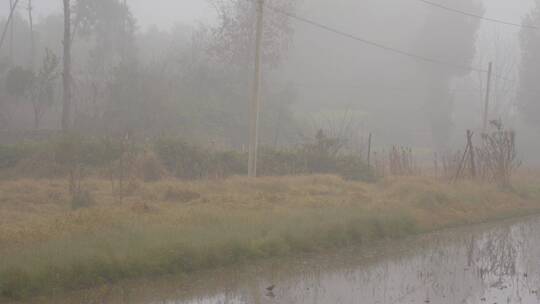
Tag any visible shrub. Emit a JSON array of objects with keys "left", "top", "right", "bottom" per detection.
[
  {"left": 0, "top": 143, "right": 39, "bottom": 170},
  {"left": 336, "top": 155, "right": 376, "bottom": 182},
  {"left": 82, "top": 138, "right": 124, "bottom": 168},
  {"left": 154, "top": 138, "right": 209, "bottom": 180},
  {"left": 0, "top": 268, "right": 34, "bottom": 299},
  {"left": 71, "top": 190, "right": 95, "bottom": 210},
  {"left": 209, "top": 151, "right": 246, "bottom": 178},
  {"left": 258, "top": 147, "right": 303, "bottom": 176},
  {"left": 163, "top": 187, "right": 201, "bottom": 203},
  {"left": 1, "top": 136, "right": 375, "bottom": 182},
  {"left": 137, "top": 153, "right": 165, "bottom": 182}
]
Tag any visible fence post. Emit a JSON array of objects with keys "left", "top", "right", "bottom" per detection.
[{"left": 367, "top": 133, "right": 372, "bottom": 167}]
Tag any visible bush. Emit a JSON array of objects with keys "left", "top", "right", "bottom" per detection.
[
  {"left": 0, "top": 143, "right": 39, "bottom": 170},
  {"left": 0, "top": 268, "right": 34, "bottom": 299},
  {"left": 336, "top": 155, "right": 376, "bottom": 182},
  {"left": 71, "top": 190, "right": 95, "bottom": 210},
  {"left": 137, "top": 153, "right": 165, "bottom": 182},
  {"left": 154, "top": 138, "right": 210, "bottom": 180},
  {"left": 209, "top": 151, "right": 246, "bottom": 178},
  {"left": 258, "top": 148, "right": 303, "bottom": 176},
  {"left": 163, "top": 188, "right": 201, "bottom": 203},
  {"left": 1, "top": 136, "right": 375, "bottom": 182}
]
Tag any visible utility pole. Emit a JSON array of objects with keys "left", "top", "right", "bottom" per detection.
[
  {"left": 9, "top": 0, "right": 14, "bottom": 64},
  {"left": 248, "top": 0, "right": 264, "bottom": 178},
  {"left": 121, "top": 0, "right": 128, "bottom": 61},
  {"left": 62, "top": 0, "right": 72, "bottom": 132},
  {"left": 27, "top": 0, "right": 34, "bottom": 69},
  {"left": 482, "top": 62, "right": 493, "bottom": 132}
]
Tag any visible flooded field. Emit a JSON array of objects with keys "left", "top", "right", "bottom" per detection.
[{"left": 22, "top": 216, "right": 540, "bottom": 304}]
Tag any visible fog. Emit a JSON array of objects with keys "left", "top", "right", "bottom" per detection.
[
  {"left": 1, "top": 0, "right": 539, "bottom": 159},
  {"left": 8, "top": 0, "right": 530, "bottom": 30},
  {"left": 3, "top": 1, "right": 540, "bottom": 300},
  {"left": 0, "top": 0, "right": 213, "bottom": 28}
]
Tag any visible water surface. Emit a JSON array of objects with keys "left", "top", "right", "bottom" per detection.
[{"left": 26, "top": 216, "right": 540, "bottom": 304}]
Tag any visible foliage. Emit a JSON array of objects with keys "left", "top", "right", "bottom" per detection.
[
  {"left": 302, "top": 129, "right": 345, "bottom": 174},
  {"left": 477, "top": 120, "right": 521, "bottom": 187},
  {"left": 53, "top": 134, "right": 88, "bottom": 194},
  {"left": 207, "top": 0, "right": 297, "bottom": 67},
  {"left": 0, "top": 133, "right": 375, "bottom": 182},
  {"left": 258, "top": 147, "right": 302, "bottom": 176},
  {"left": 71, "top": 190, "right": 95, "bottom": 210},
  {"left": 53, "top": 134, "right": 130, "bottom": 195},
  {"left": 5, "top": 66, "right": 34, "bottom": 99},
  {"left": 2, "top": 51, "right": 59, "bottom": 130},
  {"left": 0, "top": 143, "right": 39, "bottom": 170},
  {"left": 210, "top": 151, "right": 247, "bottom": 178},
  {"left": 153, "top": 133, "right": 374, "bottom": 181},
  {"left": 74, "top": 0, "right": 137, "bottom": 63},
  {"left": 154, "top": 138, "right": 210, "bottom": 180},
  {"left": 138, "top": 153, "right": 165, "bottom": 182},
  {"left": 336, "top": 155, "right": 376, "bottom": 182},
  {"left": 96, "top": 64, "right": 171, "bottom": 137},
  {"left": 29, "top": 50, "right": 60, "bottom": 129}
]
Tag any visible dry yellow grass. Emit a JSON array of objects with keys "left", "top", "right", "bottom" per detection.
[{"left": 1, "top": 174, "right": 540, "bottom": 299}]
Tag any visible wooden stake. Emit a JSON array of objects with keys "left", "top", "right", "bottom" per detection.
[
  {"left": 482, "top": 62, "right": 493, "bottom": 132},
  {"left": 467, "top": 130, "right": 476, "bottom": 178},
  {"left": 367, "top": 133, "right": 372, "bottom": 167}
]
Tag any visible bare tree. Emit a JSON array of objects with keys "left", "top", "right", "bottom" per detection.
[
  {"left": 477, "top": 120, "right": 521, "bottom": 187},
  {"left": 0, "top": 0, "right": 19, "bottom": 53},
  {"left": 207, "top": 0, "right": 297, "bottom": 67}
]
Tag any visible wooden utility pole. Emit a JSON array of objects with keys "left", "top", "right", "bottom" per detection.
[
  {"left": 27, "top": 0, "right": 34, "bottom": 69},
  {"left": 248, "top": 0, "right": 264, "bottom": 177},
  {"left": 62, "top": 0, "right": 72, "bottom": 132},
  {"left": 121, "top": 0, "right": 128, "bottom": 60},
  {"left": 9, "top": 0, "right": 13, "bottom": 64},
  {"left": 482, "top": 62, "right": 493, "bottom": 132}
]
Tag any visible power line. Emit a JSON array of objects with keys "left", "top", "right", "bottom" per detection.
[
  {"left": 262, "top": 2, "right": 487, "bottom": 74},
  {"left": 263, "top": 1, "right": 528, "bottom": 86},
  {"left": 260, "top": 2, "right": 540, "bottom": 102},
  {"left": 283, "top": 81, "right": 489, "bottom": 94},
  {"left": 416, "top": 0, "right": 538, "bottom": 30}
]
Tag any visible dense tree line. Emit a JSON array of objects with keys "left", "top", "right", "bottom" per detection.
[{"left": 0, "top": 0, "right": 300, "bottom": 150}]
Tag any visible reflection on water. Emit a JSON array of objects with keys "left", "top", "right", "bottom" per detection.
[{"left": 28, "top": 217, "right": 540, "bottom": 304}]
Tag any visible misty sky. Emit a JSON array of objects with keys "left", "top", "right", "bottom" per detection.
[
  {"left": 1, "top": 0, "right": 213, "bottom": 29},
  {"left": 0, "top": 0, "right": 535, "bottom": 30}
]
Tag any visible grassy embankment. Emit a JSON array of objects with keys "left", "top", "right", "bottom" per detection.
[{"left": 1, "top": 174, "right": 540, "bottom": 300}]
